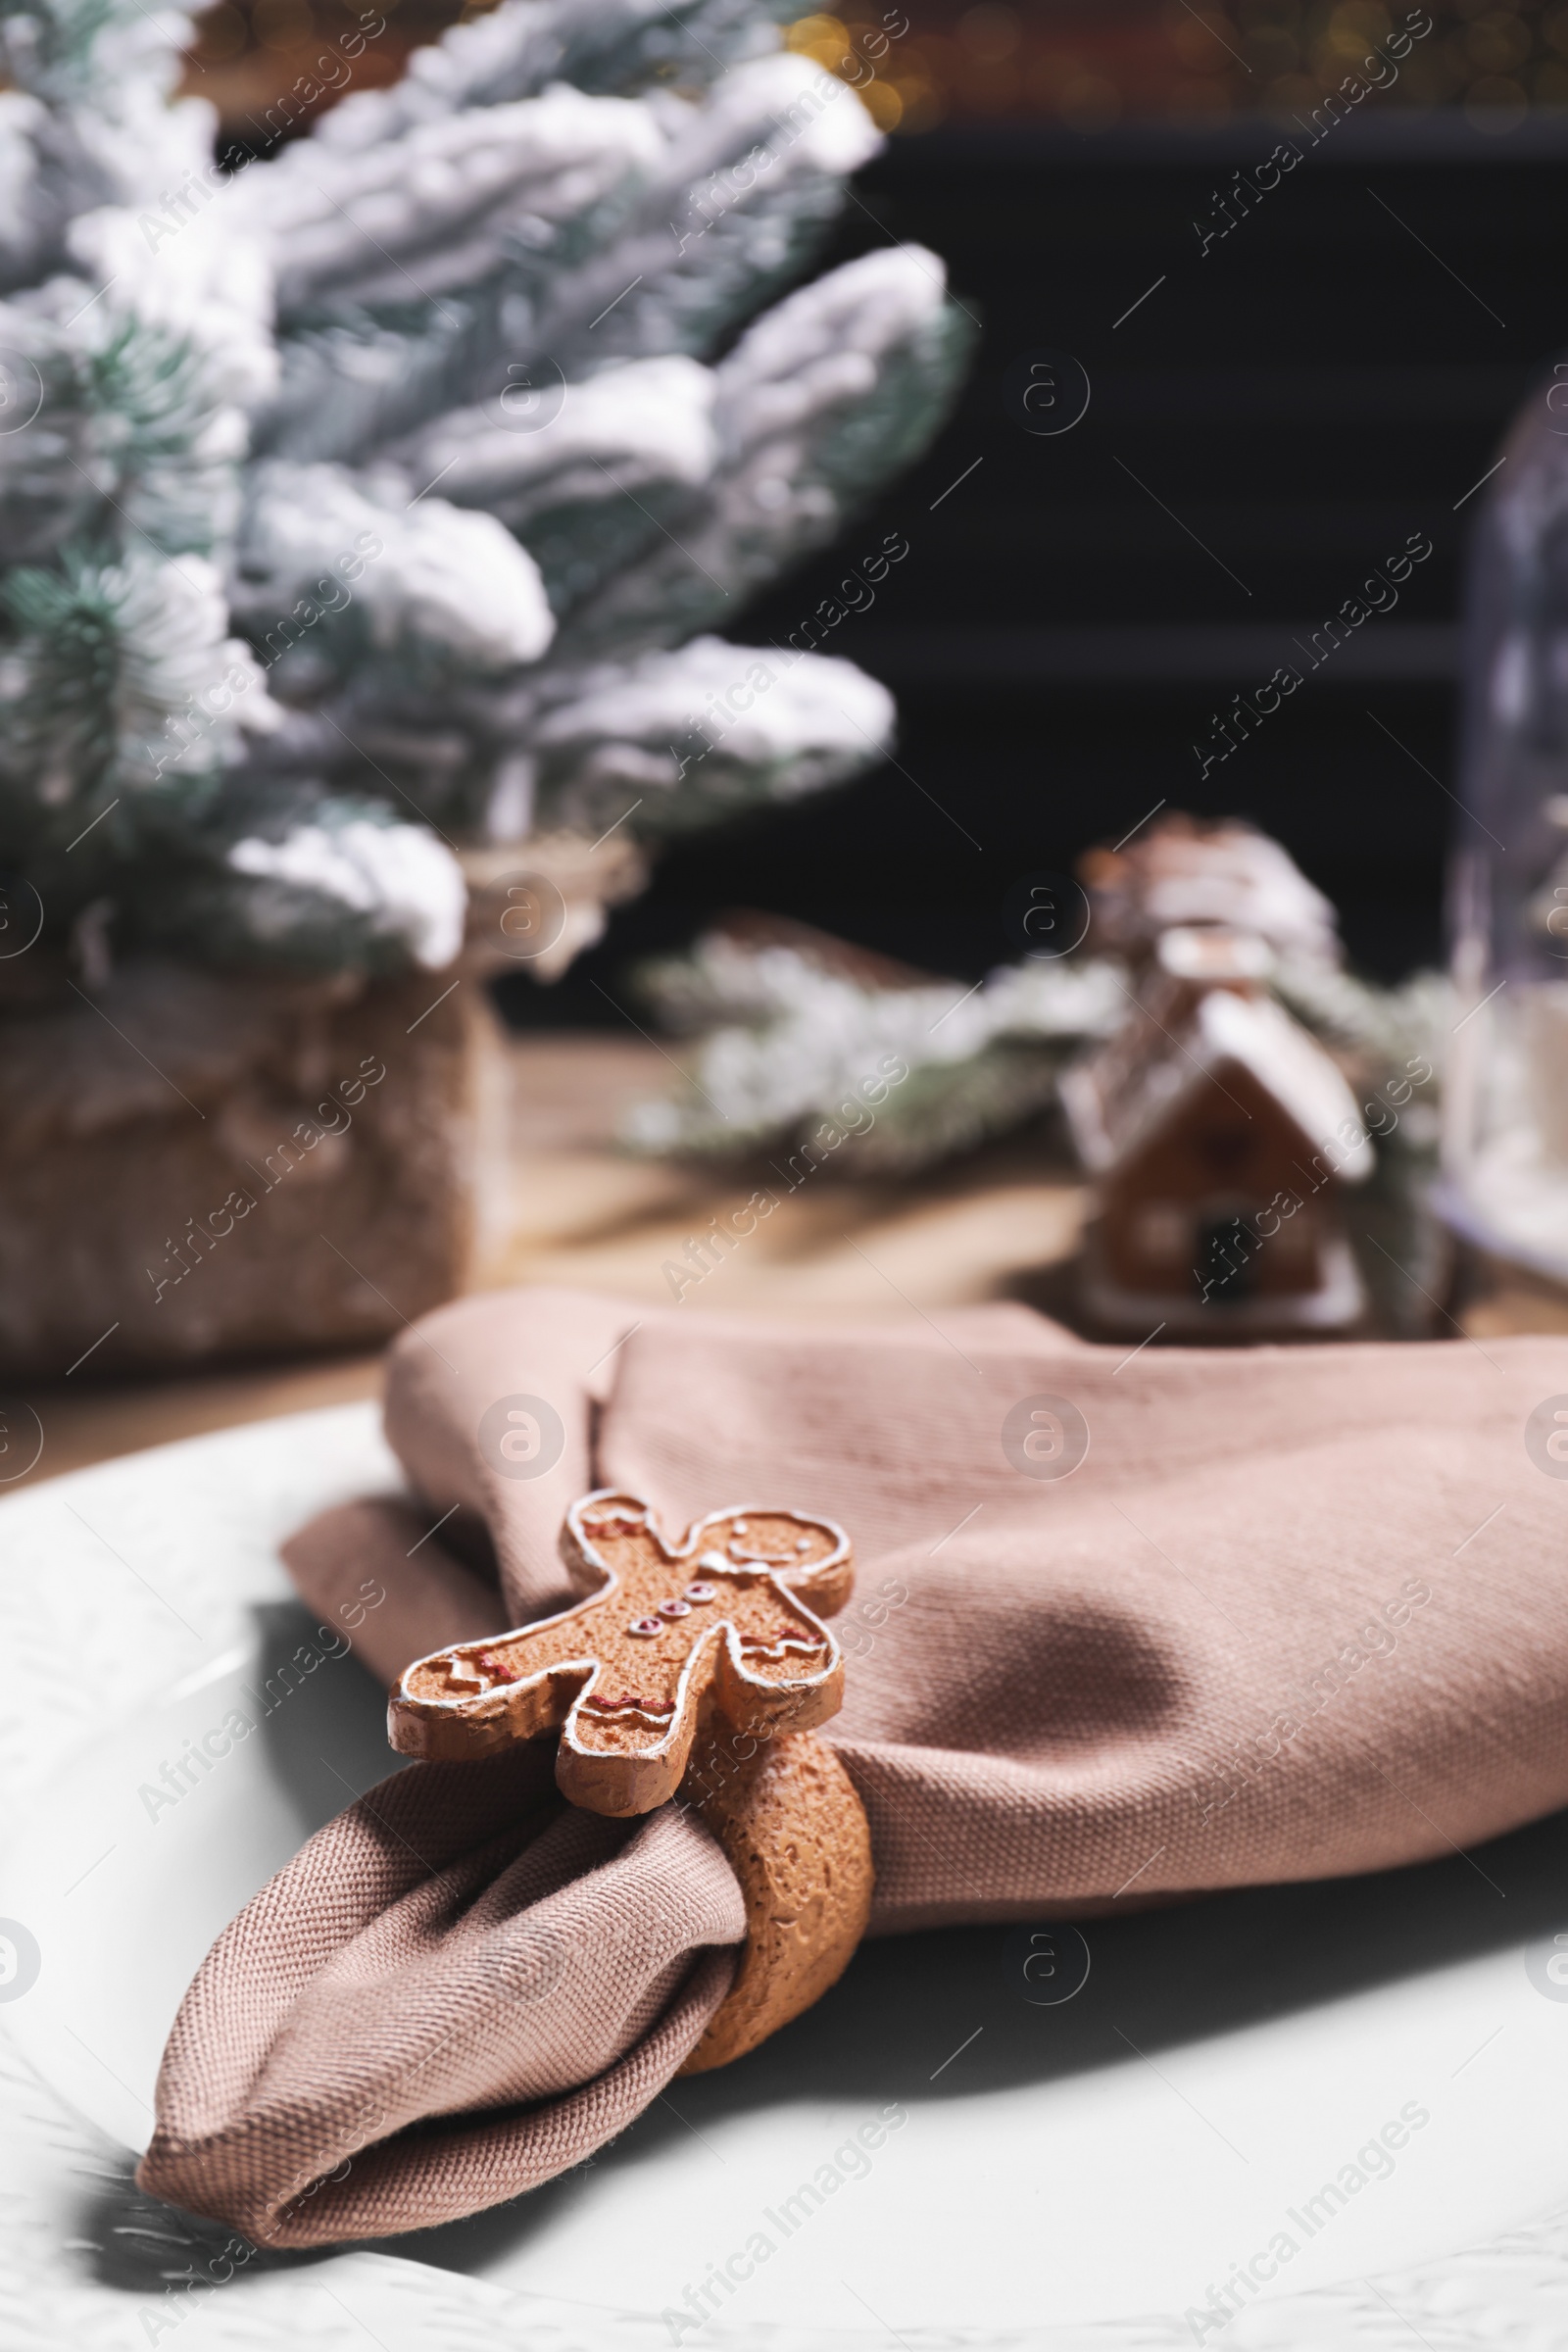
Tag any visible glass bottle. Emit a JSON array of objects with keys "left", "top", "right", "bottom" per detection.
[{"left": 1443, "top": 367, "right": 1568, "bottom": 1280}]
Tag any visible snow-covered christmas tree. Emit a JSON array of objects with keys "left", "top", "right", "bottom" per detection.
[{"left": 0, "top": 0, "right": 970, "bottom": 983}]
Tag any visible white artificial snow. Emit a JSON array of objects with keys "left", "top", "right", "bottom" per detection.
[
  {"left": 68, "top": 200, "right": 278, "bottom": 408},
  {"left": 716, "top": 246, "right": 947, "bottom": 440},
  {"left": 252, "top": 85, "right": 663, "bottom": 310},
  {"left": 243, "top": 462, "right": 556, "bottom": 668},
  {"left": 404, "top": 355, "right": 717, "bottom": 515},
  {"left": 673, "top": 52, "right": 881, "bottom": 188},
  {"left": 0, "top": 93, "right": 61, "bottom": 286},
  {"left": 535, "top": 635, "right": 893, "bottom": 792},
  {"left": 366, "top": 498, "right": 556, "bottom": 668},
  {"left": 112, "top": 555, "right": 283, "bottom": 778},
  {"left": 227, "top": 819, "right": 466, "bottom": 967},
  {"left": 1128, "top": 829, "right": 1343, "bottom": 965}
]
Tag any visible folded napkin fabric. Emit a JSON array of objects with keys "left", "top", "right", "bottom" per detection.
[{"left": 137, "top": 1287, "right": 1568, "bottom": 2244}]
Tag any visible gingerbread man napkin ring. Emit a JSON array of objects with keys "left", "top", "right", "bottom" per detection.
[{"left": 389, "top": 1491, "right": 874, "bottom": 2071}]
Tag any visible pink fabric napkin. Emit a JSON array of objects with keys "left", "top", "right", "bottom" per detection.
[{"left": 137, "top": 1286, "right": 1568, "bottom": 2245}]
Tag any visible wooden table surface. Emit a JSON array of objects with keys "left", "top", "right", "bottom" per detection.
[
  {"left": 8, "top": 1036, "right": 1089, "bottom": 1488},
  {"left": 10, "top": 1033, "right": 1559, "bottom": 1490}
]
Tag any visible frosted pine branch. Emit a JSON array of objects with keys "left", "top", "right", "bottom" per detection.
[
  {"left": 0, "top": 0, "right": 970, "bottom": 977},
  {"left": 531, "top": 634, "right": 895, "bottom": 835},
  {"left": 625, "top": 941, "right": 1127, "bottom": 1164}
]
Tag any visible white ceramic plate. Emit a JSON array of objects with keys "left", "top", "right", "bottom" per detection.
[{"left": 4, "top": 1404, "right": 1568, "bottom": 2351}]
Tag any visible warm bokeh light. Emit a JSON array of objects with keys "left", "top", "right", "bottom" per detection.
[{"left": 182, "top": 0, "right": 1568, "bottom": 139}]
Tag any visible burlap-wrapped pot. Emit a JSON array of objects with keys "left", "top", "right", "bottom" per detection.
[
  {"left": 0, "top": 829, "right": 643, "bottom": 1380},
  {"left": 0, "top": 956, "right": 497, "bottom": 1380}
]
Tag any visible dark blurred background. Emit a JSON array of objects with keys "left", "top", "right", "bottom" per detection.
[{"left": 191, "top": 0, "right": 1568, "bottom": 1005}]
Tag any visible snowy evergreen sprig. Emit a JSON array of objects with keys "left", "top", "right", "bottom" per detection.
[{"left": 625, "top": 934, "right": 1128, "bottom": 1169}]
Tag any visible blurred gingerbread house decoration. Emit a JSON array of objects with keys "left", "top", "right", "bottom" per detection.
[{"left": 1061, "top": 817, "right": 1374, "bottom": 1335}]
